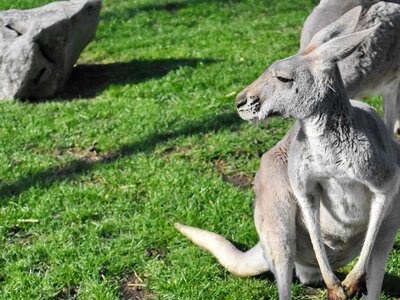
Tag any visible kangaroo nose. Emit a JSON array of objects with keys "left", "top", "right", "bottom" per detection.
[{"left": 236, "top": 91, "right": 247, "bottom": 109}]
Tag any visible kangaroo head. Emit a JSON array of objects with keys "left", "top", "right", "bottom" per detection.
[{"left": 236, "top": 6, "right": 378, "bottom": 121}]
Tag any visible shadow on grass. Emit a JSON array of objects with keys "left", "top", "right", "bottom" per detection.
[
  {"left": 382, "top": 272, "right": 400, "bottom": 297},
  {"left": 52, "top": 58, "right": 214, "bottom": 100},
  {"left": 101, "top": 0, "right": 243, "bottom": 21},
  {"left": 101, "top": 2, "right": 187, "bottom": 20},
  {"left": 101, "top": 0, "right": 315, "bottom": 22},
  {"left": 337, "top": 272, "right": 400, "bottom": 297},
  {"left": 297, "top": 271, "right": 400, "bottom": 298},
  {"left": 0, "top": 111, "right": 241, "bottom": 203},
  {"left": 222, "top": 243, "right": 400, "bottom": 297}
]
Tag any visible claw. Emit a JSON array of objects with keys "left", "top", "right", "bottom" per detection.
[
  {"left": 342, "top": 273, "right": 368, "bottom": 299},
  {"left": 327, "top": 284, "right": 348, "bottom": 300}
]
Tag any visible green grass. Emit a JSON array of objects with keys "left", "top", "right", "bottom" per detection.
[{"left": 0, "top": 0, "right": 397, "bottom": 299}]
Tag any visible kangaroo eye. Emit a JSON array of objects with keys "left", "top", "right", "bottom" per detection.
[{"left": 276, "top": 76, "right": 293, "bottom": 83}]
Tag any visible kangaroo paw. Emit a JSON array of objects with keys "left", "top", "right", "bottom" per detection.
[
  {"left": 342, "top": 272, "right": 367, "bottom": 299},
  {"left": 327, "top": 284, "right": 348, "bottom": 300}
]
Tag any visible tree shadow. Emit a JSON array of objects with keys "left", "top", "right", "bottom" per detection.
[
  {"left": 48, "top": 58, "right": 214, "bottom": 101},
  {"left": 101, "top": 0, "right": 248, "bottom": 21},
  {"left": 101, "top": 2, "right": 187, "bottom": 21},
  {"left": 100, "top": 0, "right": 316, "bottom": 21},
  {"left": 0, "top": 111, "right": 241, "bottom": 204}
]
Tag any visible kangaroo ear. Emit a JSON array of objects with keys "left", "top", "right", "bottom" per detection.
[
  {"left": 312, "top": 24, "right": 380, "bottom": 64},
  {"left": 302, "top": 6, "right": 362, "bottom": 53}
]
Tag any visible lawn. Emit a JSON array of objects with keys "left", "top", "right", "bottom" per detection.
[{"left": 0, "top": 0, "right": 398, "bottom": 299}]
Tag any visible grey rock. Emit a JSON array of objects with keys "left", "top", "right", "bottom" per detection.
[{"left": 0, "top": 0, "right": 101, "bottom": 100}]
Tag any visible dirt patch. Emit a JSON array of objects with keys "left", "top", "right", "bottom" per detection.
[
  {"left": 157, "top": 146, "right": 192, "bottom": 159},
  {"left": 213, "top": 159, "right": 229, "bottom": 172},
  {"left": 145, "top": 247, "right": 169, "bottom": 260},
  {"left": 6, "top": 225, "right": 23, "bottom": 237},
  {"left": 301, "top": 286, "right": 325, "bottom": 299},
  {"left": 213, "top": 159, "right": 253, "bottom": 189},
  {"left": 15, "top": 234, "right": 34, "bottom": 246},
  {"left": 5, "top": 225, "right": 35, "bottom": 246},
  {"left": 51, "top": 285, "right": 79, "bottom": 300},
  {"left": 222, "top": 173, "right": 253, "bottom": 189},
  {"left": 232, "top": 149, "right": 252, "bottom": 158},
  {"left": 120, "top": 272, "right": 156, "bottom": 300},
  {"left": 56, "top": 146, "right": 118, "bottom": 163}
]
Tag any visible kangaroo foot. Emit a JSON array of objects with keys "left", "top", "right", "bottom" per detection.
[{"left": 327, "top": 284, "right": 348, "bottom": 300}]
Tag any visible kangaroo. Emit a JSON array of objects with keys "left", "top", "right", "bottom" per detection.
[
  {"left": 175, "top": 7, "right": 400, "bottom": 300},
  {"left": 301, "top": 0, "right": 400, "bottom": 135}
]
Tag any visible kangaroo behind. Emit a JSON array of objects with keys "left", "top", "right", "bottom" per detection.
[{"left": 301, "top": 0, "right": 400, "bottom": 134}]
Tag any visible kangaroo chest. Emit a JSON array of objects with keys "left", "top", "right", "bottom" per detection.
[
  {"left": 319, "top": 178, "right": 371, "bottom": 233},
  {"left": 295, "top": 178, "right": 372, "bottom": 268}
]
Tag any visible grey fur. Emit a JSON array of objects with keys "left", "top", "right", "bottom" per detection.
[
  {"left": 301, "top": 0, "right": 400, "bottom": 134},
  {"left": 176, "top": 7, "right": 400, "bottom": 300}
]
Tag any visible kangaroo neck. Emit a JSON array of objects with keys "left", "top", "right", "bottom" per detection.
[{"left": 299, "top": 85, "right": 353, "bottom": 154}]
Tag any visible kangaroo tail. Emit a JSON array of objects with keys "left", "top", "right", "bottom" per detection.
[{"left": 174, "top": 223, "right": 269, "bottom": 277}]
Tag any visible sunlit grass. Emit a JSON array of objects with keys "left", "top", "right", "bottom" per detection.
[{"left": 0, "top": 0, "right": 397, "bottom": 299}]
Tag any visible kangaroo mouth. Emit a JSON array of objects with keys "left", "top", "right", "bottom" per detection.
[
  {"left": 266, "top": 110, "right": 281, "bottom": 118},
  {"left": 238, "top": 106, "right": 281, "bottom": 123},
  {"left": 237, "top": 102, "right": 261, "bottom": 121},
  {"left": 237, "top": 109, "right": 258, "bottom": 122}
]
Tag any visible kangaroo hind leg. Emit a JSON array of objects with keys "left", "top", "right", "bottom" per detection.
[{"left": 254, "top": 146, "right": 297, "bottom": 300}]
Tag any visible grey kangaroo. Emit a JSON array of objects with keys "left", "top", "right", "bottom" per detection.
[{"left": 176, "top": 7, "right": 400, "bottom": 300}]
